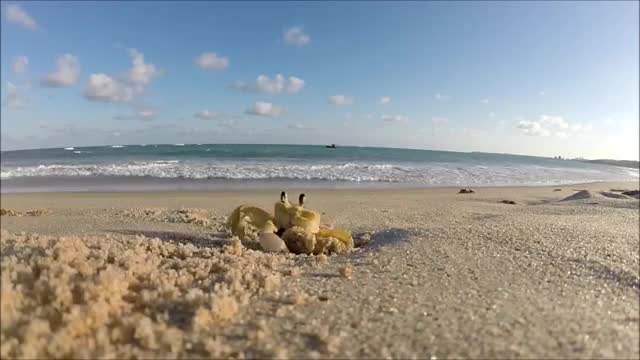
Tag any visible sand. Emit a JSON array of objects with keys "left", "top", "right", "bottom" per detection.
[{"left": 1, "top": 181, "right": 638, "bottom": 359}]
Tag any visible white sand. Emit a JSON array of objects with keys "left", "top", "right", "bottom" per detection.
[{"left": 1, "top": 181, "right": 638, "bottom": 358}]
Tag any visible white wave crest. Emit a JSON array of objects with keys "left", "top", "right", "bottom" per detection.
[{"left": 1, "top": 161, "right": 637, "bottom": 185}]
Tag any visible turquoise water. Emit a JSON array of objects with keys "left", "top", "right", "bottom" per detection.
[
  {"left": 1, "top": 144, "right": 577, "bottom": 165},
  {"left": 1, "top": 144, "right": 637, "bottom": 192}
]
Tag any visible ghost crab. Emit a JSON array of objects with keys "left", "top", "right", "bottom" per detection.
[{"left": 226, "top": 192, "right": 354, "bottom": 255}]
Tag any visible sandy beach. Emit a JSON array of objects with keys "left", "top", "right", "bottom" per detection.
[{"left": 1, "top": 181, "right": 638, "bottom": 359}]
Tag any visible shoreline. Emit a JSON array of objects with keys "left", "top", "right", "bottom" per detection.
[{"left": 2, "top": 175, "right": 636, "bottom": 194}]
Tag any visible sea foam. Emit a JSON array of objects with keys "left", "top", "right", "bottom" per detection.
[{"left": 1, "top": 160, "right": 637, "bottom": 186}]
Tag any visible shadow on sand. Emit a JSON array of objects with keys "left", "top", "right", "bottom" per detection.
[{"left": 354, "top": 227, "right": 420, "bottom": 251}]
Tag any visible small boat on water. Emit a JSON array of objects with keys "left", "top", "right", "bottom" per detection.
[{"left": 325, "top": 144, "right": 337, "bottom": 149}]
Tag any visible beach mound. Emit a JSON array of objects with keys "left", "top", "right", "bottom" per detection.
[
  {"left": 0, "top": 230, "right": 304, "bottom": 359},
  {"left": 597, "top": 191, "right": 631, "bottom": 199},
  {"left": 558, "top": 190, "right": 639, "bottom": 207},
  {"left": 559, "top": 190, "right": 595, "bottom": 202}
]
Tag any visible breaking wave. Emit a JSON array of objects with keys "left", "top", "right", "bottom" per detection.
[{"left": 1, "top": 160, "right": 637, "bottom": 186}]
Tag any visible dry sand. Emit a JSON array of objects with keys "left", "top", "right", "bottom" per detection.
[{"left": 1, "top": 181, "right": 639, "bottom": 359}]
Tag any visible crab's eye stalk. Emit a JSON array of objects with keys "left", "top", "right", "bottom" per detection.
[
  {"left": 298, "top": 193, "right": 306, "bottom": 206},
  {"left": 280, "top": 191, "right": 287, "bottom": 202}
]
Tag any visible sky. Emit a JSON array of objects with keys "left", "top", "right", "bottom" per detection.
[{"left": 1, "top": 1, "right": 638, "bottom": 160}]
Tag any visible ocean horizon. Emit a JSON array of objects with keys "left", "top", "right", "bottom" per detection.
[{"left": 1, "top": 144, "right": 637, "bottom": 193}]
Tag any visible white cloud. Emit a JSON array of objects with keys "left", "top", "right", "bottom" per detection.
[
  {"left": 381, "top": 114, "right": 409, "bottom": 123},
  {"left": 13, "top": 56, "right": 28, "bottom": 73},
  {"left": 539, "top": 114, "right": 569, "bottom": 129},
  {"left": 231, "top": 74, "right": 304, "bottom": 94},
  {"left": 517, "top": 120, "right": 550, "bottom": 136},
  {"left": 195, "top": 52, "right": 229, "bottom": 71},
  {"left": 2, "top": 81, "right": 29, "bottom": 109},
  {"left": 329, "top": 95, "right": 353, "bottom": 105},
  {"left": 539, "top": 91, "right": 545, "bottom": 96},
  {"left": 379, "top": 96, "right": 392, "bottom": 105},
  {"left": 126, "top": 49, "right": 158, "bottom": 85},
  {"left": 431, "top": 116, "right": 448, "bottom": 124},
  {"left": 516, "top": 114, "right": 591, "bottom": 137},
  {"left": 288, "top": 123, "right": 306, "bottom": 130},
  {"left": 84, "top": 49, "right": 157, "bottom": 103},
  {"left": 481, "top": 98, "right": 489, "bottom": 104},
  {"left": 194, "top": 110, "right": 218, "bottom": 120},
  {"left": 284, "top": 26, "right": 311, "bottom": 47},
  {"left": 489, "top": 112, "right": 496, "bottom": 118},
  {"left": 5, "top": 4, "right": 38, "bottom": 30},
  {"left": 257, "top": 74, "right": 304, "bottom": 94},
  {"left": 84, "top": 74, "right": 134, "bottom": 103},
  {"left": 434, "top": 93, "right": 451, "bottom": 101},
  {"left": 41, "top": 54, "right": 80, "bottom": 87},
  {"left": 245, "top": 102, "right": 285, "bottom": 116}
]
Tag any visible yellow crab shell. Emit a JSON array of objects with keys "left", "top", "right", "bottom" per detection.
[
  {"left": 314, "top": 228, "right": 354, "bottom": 255},
  {"left": 288, "top": 206, "right": 321, "bottom": 234},
  {"left": 282, "top": 226, "right": 316, "bottom": 254},
  {"left": 226, "top": 205, "right": 275, "bottom": 242}
]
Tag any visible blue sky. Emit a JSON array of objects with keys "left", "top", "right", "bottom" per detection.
[{"left": 1, "top": 1, "right": 638, "bottom": 160}]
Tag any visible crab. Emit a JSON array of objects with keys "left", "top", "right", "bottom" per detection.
[{"left": 226, "top": 192, "right": 354, "bottom": 255}]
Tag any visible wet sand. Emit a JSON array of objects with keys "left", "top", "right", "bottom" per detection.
[{"left": 1, "top": 181, "right": 639, "bottom": 358}]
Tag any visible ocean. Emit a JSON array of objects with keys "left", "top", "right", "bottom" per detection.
[{"left": 1, "top": 144, "right": 638, "bottom": 193}]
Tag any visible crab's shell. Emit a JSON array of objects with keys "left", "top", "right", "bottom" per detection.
[
  {"left": 314, "top": 228, "right": 354, "bottom": 255},
  {"left": 226, "top": 205, "right": 274, "bottom": 242},
  {"left": 289, "top": 206, "right": 321, "bottom": 234},
  {"left": 282, "top": 226, "right": 316, "bottom": 254}
]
